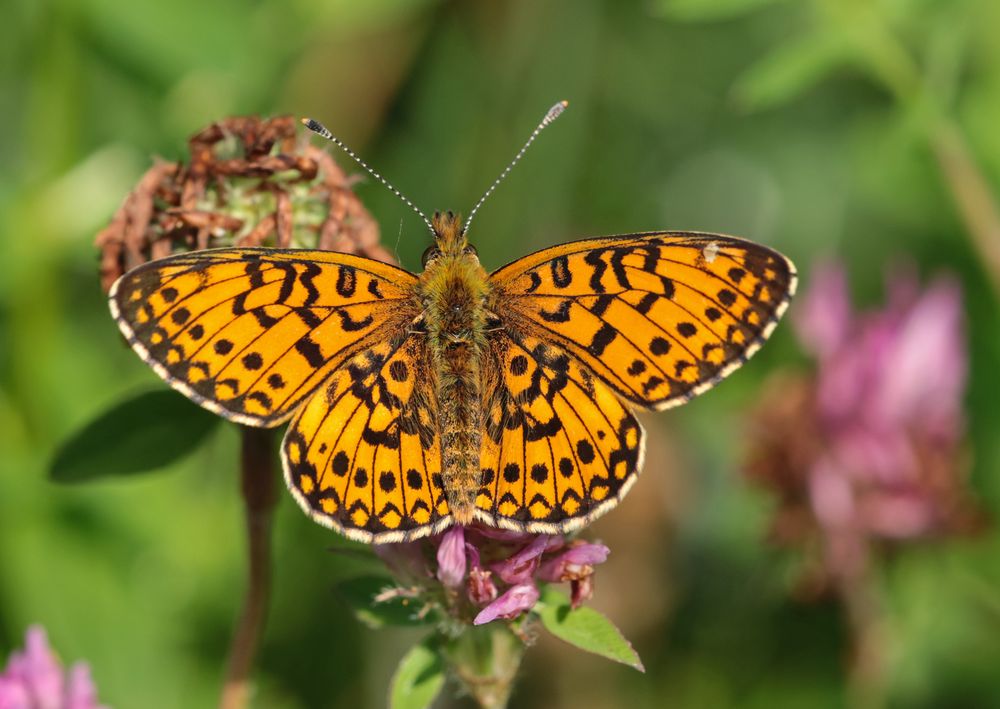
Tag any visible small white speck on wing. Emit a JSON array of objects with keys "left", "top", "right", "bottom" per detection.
[{"left": 702, "top": 241, "right": 719, "bottom": 264}]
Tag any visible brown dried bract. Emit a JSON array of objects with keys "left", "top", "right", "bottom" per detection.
[{"left": 95, "top": 115, "right": 387, "bottom": 293}]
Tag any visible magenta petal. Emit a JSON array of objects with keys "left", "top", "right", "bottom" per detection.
[
  {"left": 66, "top": 664, "right": 103, "bottom": 709},
  {"left": 492, "top": 535, "right": 550, "bottom": 585},
  {"left": 877, "top": 277, "right": 966, "bottom": 437},
  {"left": 0, "top": 677, "right": 32, "bottom": 709},
  {"left": 467, "top": 567, "right": 499, "bottom": 606},
  {"left": 537, "top": 542, "right": 609, "bottom": 582},
  {"left": 808, "top": 457, "right": 855, "bottom": 529},
  {"left": 21, "top": 627, "right": 63, "bottom": 709},
  {"left": 793, "top": 261, "right": 851, "bottom": 360},
  {"left": 473, "top": 583, "right": 540, "bottom": 625},
  {"left": 570, "top": 575, "right": 595, "bottom": 609},
  {"left": 436, "top": 527, "right": 467, "bottom": 589}
]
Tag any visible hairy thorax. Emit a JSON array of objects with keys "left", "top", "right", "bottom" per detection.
[{"left": 417, "top": 238, "right": 491, "bottom": 525}]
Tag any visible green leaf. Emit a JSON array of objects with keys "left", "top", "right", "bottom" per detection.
[
  {"left": 732, "top": 30, "right": 855, "bottom": 111},
  {"left": 389, "top": 638, "right": 446, "bottom": 709},
  {"left": 536, "top": 587, "right": 644, "bottom": 672},
  {"left": 655, "top": 0, "right": 787, "bottom": 22},
  {"left": 335, "top": 576, "right": 435, "bottom": 628},
  {"left": 49, "top": 389, "right": 221, "bottom": 483}
]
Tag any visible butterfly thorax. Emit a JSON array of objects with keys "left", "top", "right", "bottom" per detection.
[{"left": 416, "top": 212, "right": 491, "bottom": 525}]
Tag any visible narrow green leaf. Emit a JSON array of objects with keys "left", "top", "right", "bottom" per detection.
[
  {"left": 733, "top": 31, "right": 855, "bottom": 111},
  {"left": 656, "top": 0, "right": 787, "bottom": 22},
  {"left": 537, "top": 587, "right": 644, "bottom": 672},
  {"left": 389, "top": 638, "right": 446, "bottom": 709},
  {"left": 49, "top": 390, "right": 220, "bottom": 483},
  {"left": 335, "top": 576, "right": 435, "bottom": 628}
]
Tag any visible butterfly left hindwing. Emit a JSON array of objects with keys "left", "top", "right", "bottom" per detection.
[{"left": 283, "top": 335, "right": 452, "bottom": 543}]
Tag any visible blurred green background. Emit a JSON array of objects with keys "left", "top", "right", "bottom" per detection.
[{"left": 3, "top": 0, "right": 1000, "bottom": 706}]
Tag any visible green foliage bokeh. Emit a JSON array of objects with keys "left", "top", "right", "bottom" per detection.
[{"left": 3, "top": 0, "right": 1000, "bottom": 706}]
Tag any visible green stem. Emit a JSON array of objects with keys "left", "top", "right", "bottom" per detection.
[
  {"left": 444, "top": 625, "right": 525, "bottom": 709},
  {"left": 930, "top": 119, "right": 1000, "bottom": 299},
  {"left": 220, "top": 427, "right": 278, "bottom": 709},
  {"left": 841, "top": 574, "right": 888, "bottom": 709}
]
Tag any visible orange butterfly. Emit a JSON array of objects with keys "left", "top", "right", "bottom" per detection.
[{"left": 110, "top": 102, "right": 796, "bottom": 543}]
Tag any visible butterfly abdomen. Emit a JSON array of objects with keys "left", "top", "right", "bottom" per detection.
[
  {"left": 438, "top": 342, "right": 483, "bottom": 524},
  {"left": 419, "top": 246, "right": 491, "bottom": 526}
]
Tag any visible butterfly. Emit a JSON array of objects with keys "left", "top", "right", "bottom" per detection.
[{"left": 109, "top": 102, "right": 796, "bottom": 543}]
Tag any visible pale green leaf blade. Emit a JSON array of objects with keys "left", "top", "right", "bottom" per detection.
[
  {"left": 537, "top": 587, "right": 644, "bottom": 672},
  {"left": 733, "top": 30, "right": 855, "bottom": 111},
  {"left": 656, "top": 0, "right": 788, "bottom": 22},
  {"left": 389, "top": 638, "right": 446, "bottom": 709}
]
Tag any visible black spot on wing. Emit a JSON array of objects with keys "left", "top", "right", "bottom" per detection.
[
  {"left": 587, "top": 324, "right": 617, "bottom": 357},
  {"left": 540, "top": 300, "right": 572, "bottom": 323},
  {"left": 336, "top": 266, "right": 357, "bottom": 298},
  {"left": 551, "top": 255, "right": 572, "bottom": 288}
]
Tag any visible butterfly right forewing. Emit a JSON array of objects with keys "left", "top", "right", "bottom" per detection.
[{"left": 489, "top": 232, "right": 797, "bottom": 411}]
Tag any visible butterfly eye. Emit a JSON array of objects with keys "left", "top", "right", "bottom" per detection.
[
  {"left": 463, "top": 244, "right": 478, "bottom": 257},
  {"left": 421, "top": 246, "right": 441, "bottom": 267}
]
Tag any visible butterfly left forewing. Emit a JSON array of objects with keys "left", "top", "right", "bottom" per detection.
[
  {"left": 489, "top": 232, "right": 796, "bottom": 411},
  {"left": 110, "top": 248, "right": 419, "bottom": 426}
]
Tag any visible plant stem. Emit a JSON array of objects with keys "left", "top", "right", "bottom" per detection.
[
  {"left": 445, "top": 625, "right": 525, "bottom": 709},
  {"left": 220, "top": 427, "right": 278, "bottom": 709},
  {"left": 930, "top": 119, "right": 1000, "bottom": 299},
  {"left": 841, "top": 574, "right": 888, "bottom": 709}
]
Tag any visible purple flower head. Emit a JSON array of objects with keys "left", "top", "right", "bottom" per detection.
[
  {"left": 474, "top": 584, "right": 540, "bottom": 625},
  {"left": 436, "top": 526, "right": 467, "bottom": 589},
  {"left": 418, "top": 528, "right": 610, "bottom": 624},
  {"left": 491, "top": 535, "right": 551, "bottom": 585},
  {"left": 747, "top": 260, "right": 978, "bottom": 587},
  {"left": 537, "top": 541, "right": 609, "bottom": 583},
  {"left": 467, "top": 567, "right": 499, "bottom": 606},
  {"left": 0, "top": 626, "right": 106, "bottom": 709},
  {"left": 538, "top": 541, "right": 609, "bottom": 609}
]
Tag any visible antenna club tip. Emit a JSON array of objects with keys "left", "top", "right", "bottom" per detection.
[
  {"left": 544, "top": 100, "right": 569, "bottom": 124},
  {"left": 301, "top": 117, "right": 328, "bottom": 135}
]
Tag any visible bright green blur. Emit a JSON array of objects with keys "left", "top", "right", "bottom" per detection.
[{"left": 3, "top": 0, "right": 1000, "bottom": 706}]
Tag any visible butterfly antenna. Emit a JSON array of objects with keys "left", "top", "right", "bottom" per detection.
[
  {"left": 463, "top": 100, "right": 569, "bottom": 234},
  {"left": 301, "top": 117, "right": 435, "bottom": 236}
]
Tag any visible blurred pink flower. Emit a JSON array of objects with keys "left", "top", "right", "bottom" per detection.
[
  {"left": 747, "top": 260, "right": 979, "bottom": 588},
  {"left": 0, "top": 626, "right": 106, "bottom": 709}
]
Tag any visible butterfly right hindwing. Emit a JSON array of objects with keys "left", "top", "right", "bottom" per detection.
[{"left": 475, "top": 328, "right": 643, "bottom": 533}]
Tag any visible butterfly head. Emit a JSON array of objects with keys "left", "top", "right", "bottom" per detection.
[{"left": 422, "top": 210, "right": 478, "bottom": 267}]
